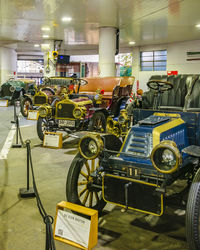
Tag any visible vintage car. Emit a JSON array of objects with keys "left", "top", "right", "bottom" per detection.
[
  {"left": 66, "top": 74, "right": 200, "bottom": 249},
  {"left": 36, "top": 76, "right": 134, "bottom": 141},
  {"left": 20, "top": 77, "right": 78, "bottom": 117},
  {"left": 0, "top": 78, "right": 36, "bottom": 104}
]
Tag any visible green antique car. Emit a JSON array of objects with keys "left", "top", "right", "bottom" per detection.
[
  {"left": 20, "top": 77, "right": 79, "bottom": 117},
  {"left": 0, "top": 79, "right": 36, "bottom": 104}
]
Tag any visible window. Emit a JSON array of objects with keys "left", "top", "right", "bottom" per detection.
[
  {"left": 140, "top": 50, "right": 167, "bottom": 71},
  {"left": 17, "top": 60, "right": 44, "bottom": 73}
]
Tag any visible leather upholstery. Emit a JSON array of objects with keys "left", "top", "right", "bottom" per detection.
[{"left": 142, "top": 74, "right": 195, "bottom": 110}]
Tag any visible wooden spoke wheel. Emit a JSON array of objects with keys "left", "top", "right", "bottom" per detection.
[
  {"left": 21, "top": 97, "right": 33, "bottom": 117},
  {"left": 66, "top": 153, "right": 106, "bottom": 213},
  {"left": 88, "top": 112, "right": 106, "bottom": 133}
]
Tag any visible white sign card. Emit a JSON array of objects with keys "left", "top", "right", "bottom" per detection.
[
  {"left": 54, "top": 210, "right": 91, "bottom": 248},
  {"left": 27, "top": 110, "right": 39, "bottom": 120},
  {"left": 43, "top": 133, "right": 62, "bottom": 148},
  {"left": 0, "top": 100, "right": 8, "bottom": 107}
]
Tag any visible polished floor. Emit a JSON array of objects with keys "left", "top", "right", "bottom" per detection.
[{"left": 0, "top": 106, "right": 187, "bottom": 250}]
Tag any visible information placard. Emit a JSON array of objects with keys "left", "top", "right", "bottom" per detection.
[
  {"left": 27, "top": 110, "right": 39, "bottom": 120},
  {"left": 0, "top": 100, "right": 8, "bottom": 107},
  {"left": 54, "top": 201, "right": 98, "bottom": 250},
  {"left": 55, "top": 210, "right": 91, "bottom": 248},
  {"left": 43, "top": 132, "right": 62, "bottom": 149}
]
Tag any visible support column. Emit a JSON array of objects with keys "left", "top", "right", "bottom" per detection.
[
  {"left": 0, "top": 47, "right": 17, "bottom": 84},
  {"left": 99, "top": 27, "right": 117, "bottom": 77},
  {"left": 42, "top": 41, "right": 56, "bottom": 77},
  {"left": 132, "top": 47, "right": 140, "bottom": 93}
]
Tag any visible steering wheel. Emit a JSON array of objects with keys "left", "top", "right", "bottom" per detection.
[
  {"left": 147, "top": 80, "right": 173, "bottom": 92},
  {"left": 72, "top": 78, "right": 88, "bottom": 86}
]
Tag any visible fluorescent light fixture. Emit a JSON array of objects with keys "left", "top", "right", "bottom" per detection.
[
  {"left": 42, "top": 35, "right": 49, "bottom": 38},
  {"left": 196, "top": 24, "right": 200, "bottom": 28},
  {"left": 41, "top": 27, "right": 50, "bottom": 31},
  {"left": 62, "top": 17, "right": 72, "bottom": 22},
  {"left": 129, "top": 41, "right": 135, "bottom": 45},
  {"left": 34, "top": 44, "right": 40, "bottom": 47}
]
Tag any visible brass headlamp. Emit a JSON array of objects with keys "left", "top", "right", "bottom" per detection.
[
  {"left": 79, "top": 133, "right": 104, "bottom": 160},
  {"left": 106, "top": 117, "right": 120, "bottom": 137},
  {"left": 73, "top": 107, "right": 86, "bottom": 119},
  {"left": 38, "top": 105, "right": 52, "bottom": 118},
  {"left": 118, "top": 109, "right": 129, "bottom": 124},
  {"left": 150, "top": 140, "right": 182, "bottom": 174}
]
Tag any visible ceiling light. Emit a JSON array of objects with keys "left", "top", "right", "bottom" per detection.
[
  {"left": 62, "top": 17, "right": 72, "bottom": 22},
  {"left": 129, "top": 41, "right": 135, "bottom": 45},
  {"left": 34, "top": 44, "right": 40, "bottom": 47},
  {"left": 42, "top": 35, "right": 49, "bottom": 38},
  {"left": 196, "top": 24, "right": 200, "bottom": 28},
  {"left": 41, "top": 27, "right": 50, "bottom": 31}
]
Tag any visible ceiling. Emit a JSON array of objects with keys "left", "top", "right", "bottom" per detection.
[{"left": 0, "top": 0, "right": 200, "bottom": 54}]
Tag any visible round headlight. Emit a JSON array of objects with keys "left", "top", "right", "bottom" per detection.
[
  {"left": 73, "top": 107, "right": 82, "bottom": 119},
  {"left": 118, "top": 115, "right": 125, "bottom": 124},
  {"left": 39, "top": 105, "right": 52, "bottom": 118},
  {"left": 79, "top": 133, "right": 103, "bottom": 160},
  {"left": 39, "top": 106, "right": 47, "bottom": 117},
  {"left": 150, "top": 140, "right": 181, "bottom": 174},
  {"left": 9, "top": 86, "right": 15, "bottom": 92}
]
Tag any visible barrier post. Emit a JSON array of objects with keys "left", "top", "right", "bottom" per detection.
[
  {"left": 12, "top": 100, "right": 22, "bottom": 148},
  {"left": 19, "top": 140, "right": 35, "bottom": 198}
]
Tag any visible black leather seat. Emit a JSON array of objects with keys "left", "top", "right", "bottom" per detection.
[
  {"left": 142, "top": 74, "right": 193, "bottom": 110},
  {"left": 184, "top": 76, "right": 200, "bottom": 111}
]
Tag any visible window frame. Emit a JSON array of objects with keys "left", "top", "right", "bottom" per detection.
[{"left": 140, "top": 50, "right": 167, "bottom": 71}]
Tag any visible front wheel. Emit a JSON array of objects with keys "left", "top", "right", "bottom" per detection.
[
  {"left": 88, "top": 111, "right": 106, "bottom": 133},
  {"left": 21, "top": 97, "right": 33, "bottom": 117},
  {"left": 37, "top": 116, "right": 50, "bottom": 141},
  {"left": 186, "top": 168, "right": 200, "bottom": 249},
  {"left": 66, "top": 153, "right": 106, "bottom": 214}
]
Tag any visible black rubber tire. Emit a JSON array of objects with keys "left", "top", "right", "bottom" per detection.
[
  {"left": 66, "top": 153, "right": 106, "bottom": 214},
  {"left": 20, "top": 97, "right": 33, "bottom": 117},
  {"left": 37, "top": 116, "right": 49, "bottom": 141},
  {"left": 186, "top": 168, "right": 200, "bottom": 250},
  {"left": 88, "top": 111, "right": 106, "bottom": 133}
]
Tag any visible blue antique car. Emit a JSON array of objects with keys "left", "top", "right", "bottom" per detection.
[{"left": 66, "top": 74, "right": 200, "bottom": 249}]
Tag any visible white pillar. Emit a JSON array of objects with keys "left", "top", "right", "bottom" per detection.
[
  {"left": 0, "top": 47, "right": 17, "bottom": 84},
  {"left": 132, "top": 47, "right": 140, "bottom": 93},
  {"left": 41, "top": 41, "right": 56, "bottom": 77},
  {"left": 99, "top": 27, "right": 117, "bottom": 77}
]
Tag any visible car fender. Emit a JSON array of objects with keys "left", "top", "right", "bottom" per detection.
[{"left": 90, "top": 107, "right": 109, "bottom": 117}]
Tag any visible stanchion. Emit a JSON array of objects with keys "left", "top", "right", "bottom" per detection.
[
  {"left": 19, "top": 140, "right": 35, "bottom": 198},
  {"left": 12, "top": 100, "right": 22, "bottom": 148}
]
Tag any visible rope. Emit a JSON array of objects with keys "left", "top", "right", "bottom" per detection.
[{"left": 27, "top": 141, "right": 56, "bottom": 250}]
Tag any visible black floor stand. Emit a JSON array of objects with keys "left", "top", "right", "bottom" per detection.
[
  {"left": 19, "top": 140, "right": 35, "bottom": 198},
  {"left": 12, "top": 101, "right": 22, "bottom": 148}
]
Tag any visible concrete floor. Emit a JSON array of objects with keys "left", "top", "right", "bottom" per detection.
[{"left": 0, "top": 107, "right": 188, "bottom": 250}]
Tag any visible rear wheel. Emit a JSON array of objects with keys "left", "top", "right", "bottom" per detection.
[
  {"left": 37, "top": 116, "right": 50, "bottom": 141},
  {"left": 21, "top": 97, "right": 33, "bottom": 117},
  {"left": 88, "top": 111, "right": 106, "bottom": 133},
  {"left": 66, "top": 153, "right": 106, "bottom": 214},
  {"left": 186, "top": 168, "right": 200, "bottom": 249}
]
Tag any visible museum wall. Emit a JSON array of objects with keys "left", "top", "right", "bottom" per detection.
[{"left": 133, "top": 40, "right": 200, "bottom": 92}]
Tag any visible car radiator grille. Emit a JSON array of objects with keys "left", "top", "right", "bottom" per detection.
[
  {"left": 34, "top": 96, "right": 47, "bottom": 105},
  {"left": 126, "top": 132, "right": 153, "bottom": 158},
  {"left": 2, "top": 86, "right": 12, "bottom": 97},
  {"left": 56, "top": 104, "right": 74, "bottom": 118}
]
